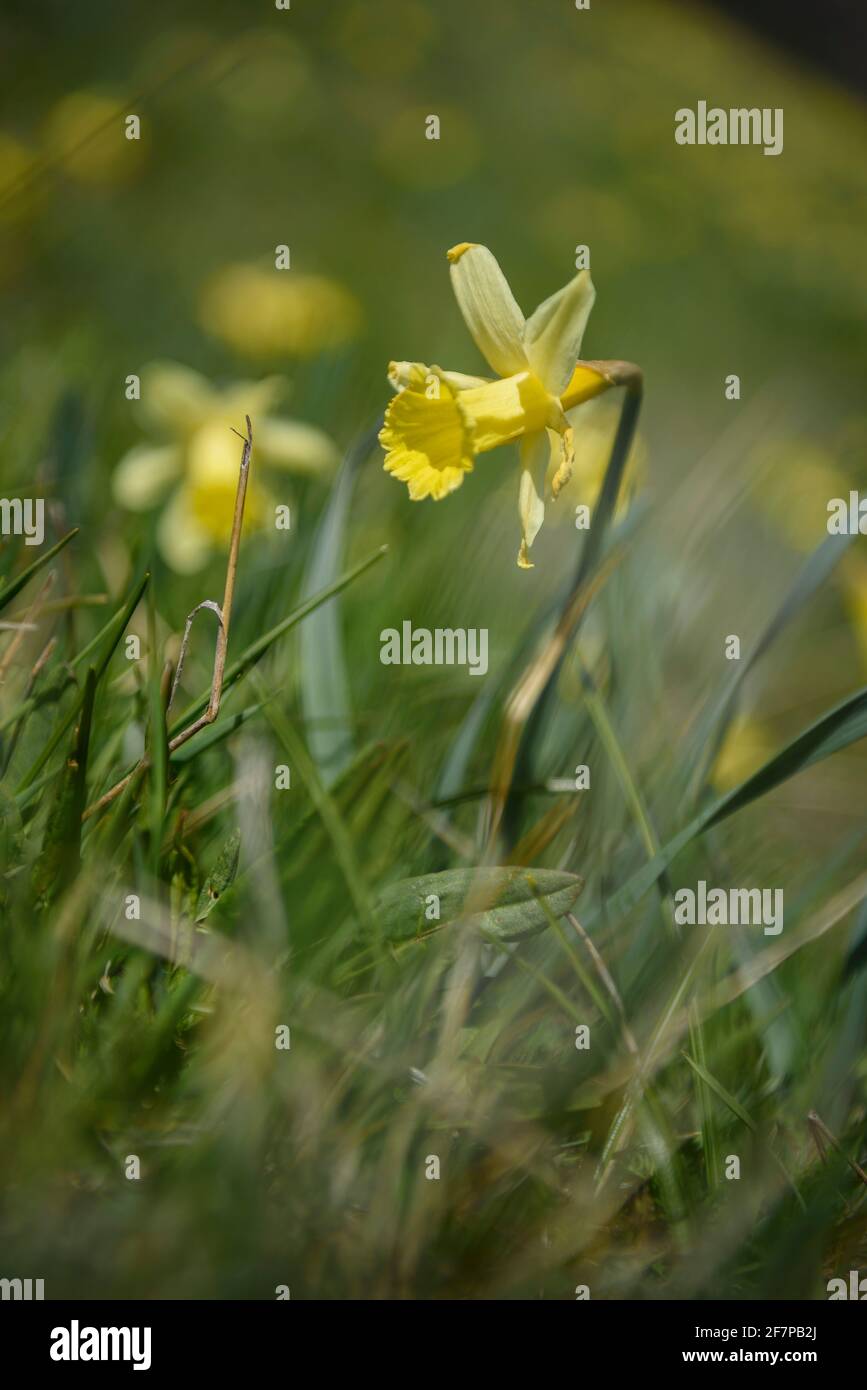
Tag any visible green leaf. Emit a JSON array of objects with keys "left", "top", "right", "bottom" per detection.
[
  {"left": 0, "top": 527, "right": 78, "bottom": 613},
  {"left": 300, "top": 427, "right": 378, "bottom": 786},
  {"left": 15, "top": 570, "right": 150, "bottom": 797},
  {"left": 194, "top": 828, "right": 241, "bottom": 922},
  {"left": 680, "top": 1050, "right": 756, "bottom": 1131},
  {"left": 688, "top": 530, "right": 853, "bottom": 796},
  {"left": 168, "top": 543, "right": 387, "bottom": 741},
  {"left": 260, "top": 686, "right": 376, "bottom": 940},
  {"left": 599, "top": 683, "right": 867, "bottom": 927},
  {"left": 147, "top": 582, "right": 167, "bottom": 875},
  {"left": 32, "top": 666, "right": 96, "bottom": 903},
  {"left": 377, "top": 866, "right": 584, "bottom": 944}
]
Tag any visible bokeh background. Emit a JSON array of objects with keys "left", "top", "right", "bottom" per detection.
[{"left": 1, "top": 0, "right": 866, "bottom": 1300}]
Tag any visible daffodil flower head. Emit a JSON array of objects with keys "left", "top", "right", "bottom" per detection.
[
  {"left": 113, "top": 362, "right": 339, "bottom": 573},
  {"left": 380, "top": 242, "right": 620, "bottom": 568}
]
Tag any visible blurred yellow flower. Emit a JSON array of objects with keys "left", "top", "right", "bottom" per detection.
[
  {"left": 42, "top": 89, "right": 146, "bottom": 186},
  {"left": 380, "top": 242, "right": 627, "bottom": 568},
  {"left": 199, "top": 264, "right": 361, "bottom": 360},
  {"left": 710, "top": 714, "right": 775, "bottom": 793},
  {"left": 113, "top": 363, "right": 338, "bottom": 573},
  {"left": 752, "top": 441, "right": 849, "bottom": 552}
]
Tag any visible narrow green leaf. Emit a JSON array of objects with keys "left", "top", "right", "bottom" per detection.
[
  {"left": 689, "top": 531, "right": 853, "bottom": 796},
  {"left": 169, "top": 544, "right": 387, "bottom": 739},
  {"left": 15, "top": 571, "right": 150, "bottom": 796},
  {"left": 599, "top": 684, "right": 867, "bottom": 927},
  {"left": 194, "top": 828, "right": 241, "bottom": 922},
  {"left": 681, "top": 1050, "right": 756, "bottom": 1131},
  {"left": 378, "top": 866, "right": 584, "bottom": 944},
  {"left": 260, "top": 686, "right": 377, "bottom": 940},
  {"left": 300, "top": 427, "right": 378, "bottom": 785},
  {"left": 0, "top": 527, "right": 78, "bottom": 613},
  {"left": 147, "top": 583, "right": 167, "bottom": 875},
  {"left": 32, "top": 666, "right": 96, "bottom": 903}
]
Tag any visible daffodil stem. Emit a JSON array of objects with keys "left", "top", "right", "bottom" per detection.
[
  {"left": 500, "top": 365, "right": 644, "bottom": 850},
  {"left": 573, "top": 363, "right": 643, "bottom": 588}
]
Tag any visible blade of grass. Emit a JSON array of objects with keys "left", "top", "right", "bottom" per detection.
[
  {"left": 256, "top": 673, "right": 377, "bottom": 943},
  {"left": 146, "top": 584, "right": 167, "bottom": 878},
  {"left": 15, "top": 571, "right": 150, "bottom": 797},
  {"left": 300, "top": 424, "right": 379, "bottom": 785},
  {"left": 0, "top": 527, "right": 78, "bottom": 613},
  {"left": 169, "top": 543, "right": 387, "bottom": 739},
  {"left": 682, "top": 1051, "right": 805, "bottom": 1208},
  {"left": 595, "top": 683, "right": 867, "bottom": 930}
]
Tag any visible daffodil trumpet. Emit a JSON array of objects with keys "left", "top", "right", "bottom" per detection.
[{"left": 380, "top": 242, "right": 642, "bottom": 568}]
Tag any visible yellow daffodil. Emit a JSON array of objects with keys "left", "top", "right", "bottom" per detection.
[
  {"left": 380, "top": 242, "right": 629, "bottom": 568},
  {"left": 113, "top": 362, "right": 338, "bottom": 573}
]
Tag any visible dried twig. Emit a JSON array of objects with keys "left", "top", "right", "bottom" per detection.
[
  {"left": 807, "top": 1109, "right": 867, "bottom": 1188},
  {"left": 0, "top": 571, "right": 55, "bottom": 681},
  {"left": 82, "top": 417, "right": 253, "bottom": 821},
  {"left": 568, "top": 911, "right": 640, "bottom": 1060}
]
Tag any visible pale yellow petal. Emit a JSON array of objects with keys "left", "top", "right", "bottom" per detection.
[
  {"left": 388, "top": 360, "right": 489, "bottom": 392},
  {"left": 112, "top": 444, "right": 182, "bottom": 511},
  {"left": 256, "top": 417, "right": 339, "bottom": 474},
  {"left": 447, "top": 243, "right": 528, "bottom": 377},
  {"left": 156, "top": 485, "right": 214, "bottom": 574},
  {"left": 218, "top": 376, "right": 287, "bottom": 423},
  {"left": 524, "top": 270, "right": 595, "bottom": 396},
  {"left": 142, "top": 361, "right": 217, "bottom": 436},
  {"left": 516, "top": 431, "right": 551, "bottom": 568}
]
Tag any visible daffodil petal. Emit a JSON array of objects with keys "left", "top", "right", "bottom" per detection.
[
  {"left": 447, "top": 243, "right": 528, "bottom": 378},
  {"left": 256, "top": 417, "right": 340, "bottom": 474},
  {"left": 380, "top": 370, "right": 474, "bottom": 500},
  {"left": 142, "top": 361, "right": 217, "bottom": 436},
  {"left": 388, "top": 360, "right": 489, "bottom": 393},
  {"left": 156, "top": 485, "right": 214, "bottom": 575},
  {"left": 219, "top": 376, "right": 287, "bottom": 423},
  {"left": 112, "top": 444, "right": 183, "bottom": 511},
  {"left": 517, "top": 430, "right": 550, "bottom": 568},
  {"left": 524, "top": 270, "right": 596, "bottom": 396}
]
